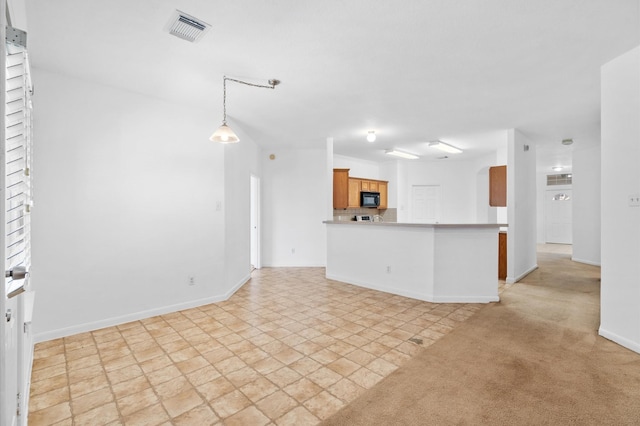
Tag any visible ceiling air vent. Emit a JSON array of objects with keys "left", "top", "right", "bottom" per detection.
[{"left": 165, "top": 10, "right": 211, "bottom": 43}]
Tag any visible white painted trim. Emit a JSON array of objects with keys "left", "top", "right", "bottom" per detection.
[
  {"left": 599, "top": 327, "right": 640, "bottom": 355},
  {"left": 571, "top": 257, "right": 601, "bottom": 267},
  {"left": 327, "top": 274, "right": 498, "bottom": 304},
  {"left": 263, "top": 263, "right": 327, "bottom": 268},
  {"left": 506, "top": 264, "right": 538, "bottom": 283},
  {"left": 431, "top": 295, "right": 499, "bottom": 303},
  {"left": 34, "top": 274, "right": 251, "bottom": 343}
]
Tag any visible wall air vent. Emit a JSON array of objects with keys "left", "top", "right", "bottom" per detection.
[{"left": 165, "top": 10, "right": 211, "bottom": 43}]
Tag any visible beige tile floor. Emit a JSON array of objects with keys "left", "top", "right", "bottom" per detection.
[{"left": 29, "top": 268, "right": 501, "bottom": 425}]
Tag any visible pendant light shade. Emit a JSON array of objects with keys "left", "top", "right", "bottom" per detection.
[{"left": 210, "top": 123, "right": 239, "bottom": 143}]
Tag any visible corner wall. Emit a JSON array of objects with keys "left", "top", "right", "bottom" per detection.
[
  {"left": 572, "top": 144, "right": 601, "bottom": 266},
  {"left": 506, "top": 129, "right": 538, "bottom": 283},
  {"left": 600, "top": 45, "right": 640, "bottom": 354},
  {"left": 261, "top": 148, "right": 328, "bottom": 266},
  {"left": 224, "top": 132, "right": 261, "bottom": 292},
  {"left": 31, "top": 69, "right": 229, "bottom": 341}
]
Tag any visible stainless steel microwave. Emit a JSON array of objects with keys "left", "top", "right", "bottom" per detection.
[{"left": 361, "top": 191, "right": 380, "bottom": 208}]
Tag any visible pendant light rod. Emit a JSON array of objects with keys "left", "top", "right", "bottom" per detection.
[
  {"left": 221, "top": 76, "right": 280, "bottom": 124},
  {"left": 211, "top": 76, "right": 280, "bottom": 143}
]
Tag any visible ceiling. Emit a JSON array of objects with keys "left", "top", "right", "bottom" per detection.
[{"left": 24, "top": 1, "right": 640, "bottom": 172}]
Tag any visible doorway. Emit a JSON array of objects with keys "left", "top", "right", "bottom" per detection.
[
  {"left": 411, "top": 185, "right": 441, "bottom": 223},
  {"left": 545, "top": 188, "right": 572, "bottom": 244},
  {"left": 250, "top": 175, "right": 261, "bottom": 270}
]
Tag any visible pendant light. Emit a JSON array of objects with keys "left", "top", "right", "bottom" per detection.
[{"left": 210, "top": 76, "right": 280, "bottom": 143}]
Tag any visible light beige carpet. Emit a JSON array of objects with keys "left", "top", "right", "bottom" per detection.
[{"left": 322, "top": 250, "right": 640, "bottom": 425}]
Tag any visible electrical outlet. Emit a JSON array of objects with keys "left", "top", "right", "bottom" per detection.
[
  {"left": 291, "top": 248, "right": 296, "bottom": 254},
  {"left": 188, "top": 276, "right": 196, "bottom": 286},
  {"left": 386, "top": 266, "right": 391, "bottom": 273},
  {"left": 629, "top": 194, "right": 640, "bottom": 207}
]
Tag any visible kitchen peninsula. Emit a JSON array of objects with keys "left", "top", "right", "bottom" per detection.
[{"left": 324, "top": 221, "right": 505, "bottom": 303}]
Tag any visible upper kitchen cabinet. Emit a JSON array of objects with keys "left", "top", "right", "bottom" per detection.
[
  {"left": 378, "top": 181, "right": 388, "bottom": 209},
  {"left": 362, "top": 180, "right": 378, "bottom": 192},
  {"left": 348, "top": 179, "right": 361, "bottom": 208},
  {"left": 333, "top": 169, "right": 350, "bottom": 209},
  {"left": 489, "top": 165, "right": 507, "bottom": 207},
  {"left": 333, "top": 169, "right": 388, "bottom": 210}
]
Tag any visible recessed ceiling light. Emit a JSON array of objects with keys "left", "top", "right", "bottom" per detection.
[
  {"left": 367, "top": 130, "right": 376, "bottom": 143},
  {"left": 385, "top": 149, "right": 419, "bottom": 160},
  {"left": 552, "top": 166, "right": 563, "bottom": 171},
  {"left": 428, "top": 140, "right": 462, "bottom": 154}
]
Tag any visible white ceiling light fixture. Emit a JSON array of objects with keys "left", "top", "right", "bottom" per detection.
[
  {"left": 210, "top": 76, "right": 280, "bottom": 143},
  {"left": 165, "top": 10, "right": 212, "bottom": 43},
  {"left": 366, "top": 130, "right": 376, "bottom": 143},
  {"left": 552, "top": 166, "right": 563, "bottom": 171},
  {"left": 385, "top": 149, "right": 419, "bottom": 160},
  {"left": 428, "top": 140, "right": 463, "bottom": 154}
]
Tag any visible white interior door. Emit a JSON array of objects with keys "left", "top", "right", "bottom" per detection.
[
  {"left": 545, "top": 189, "right": 572, "bottom": 244},
  {"left": 411, "top": 185, "right": 441, "bottom": 223}
]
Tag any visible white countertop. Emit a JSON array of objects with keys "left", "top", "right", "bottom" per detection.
[{"left": 323, "top": 221, "right": 507, "bottom": 229}]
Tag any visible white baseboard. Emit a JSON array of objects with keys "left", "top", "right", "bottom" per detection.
[
  {"left": 599, "top": 327, "right": 640, "bottom": 354},
  {"left": 431, "top": 295, "right": 499, "bottom": 303},
  {"left": 571, "top": 257, "right": 601, "bottom": 267},
  {"left": 506, "top": 264, "right": 538, "bottom": 284},
  {"left": 34, "top": 274, "right": 251, "bottom": 344},
  {"left": 262, "top": 263, "right": 327, "bottom": 268}
]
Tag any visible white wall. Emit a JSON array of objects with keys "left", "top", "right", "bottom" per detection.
[
  {"left": 379, "top": 161, "right": 398, "bottom": 209},
  {"left": 474, "top": 152, "right": 504, "bottom": 223},
  {"left": 535, "top": 173, "right": 547, "bottom": 243},
  {"left": 572, "top": 144, "right": 601, "bottom": 266},
  {"left": 405, "top": 159, "right": 492, "bottom": 223},
  {"left": 397, "top": 161, "right": 410, "bottom": 222},
  {"left": 600, "top": 45, "right": 640, "bottom": 354},
  {"left": 261, "top": 149, "right": 327, "bottom": 266},
  {"left": 333, "top": 154, "right": 380, "bottom": 179},
  {"left": 506, "top": 129, "right": 538, "bottom": 283},
  {"left": 224, "top": 131, "right": 261, "bottom": 289},
  {"left": 31, "top": 69, "right": 230, "bottom": 341}
]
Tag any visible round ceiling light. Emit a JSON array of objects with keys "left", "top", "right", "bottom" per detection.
[{"left": 367, "top": 130, "right": 376, "bottom": 142}]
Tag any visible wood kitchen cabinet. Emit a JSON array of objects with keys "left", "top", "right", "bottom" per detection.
[
  {"left": 363, "top": 181, "right": 378, "bottom": 192},
  {"left": 333, "top": 169, "right": 350, "bottom": 209},
  {"left": 348, "top": 179, "right": 361, "bottom": 208},
  {"left": 489, "top": 165, "right": 507, "bottom": 207},
  {"left": 498, "top": 231, "right": 507, "bottom": 279},
  {"left": 378, "top": 182, "right": 388, "bottom": 209},
  {"left": 333, "top": 169, "right": 389, "bottom": 210}
]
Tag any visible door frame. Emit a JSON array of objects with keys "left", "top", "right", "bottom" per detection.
[
  {"left": 250, "top": 174, "right": 261, "bottom": 269},
  {"left": 544, "top": 186, "right": 573, "bottom": 244}
]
